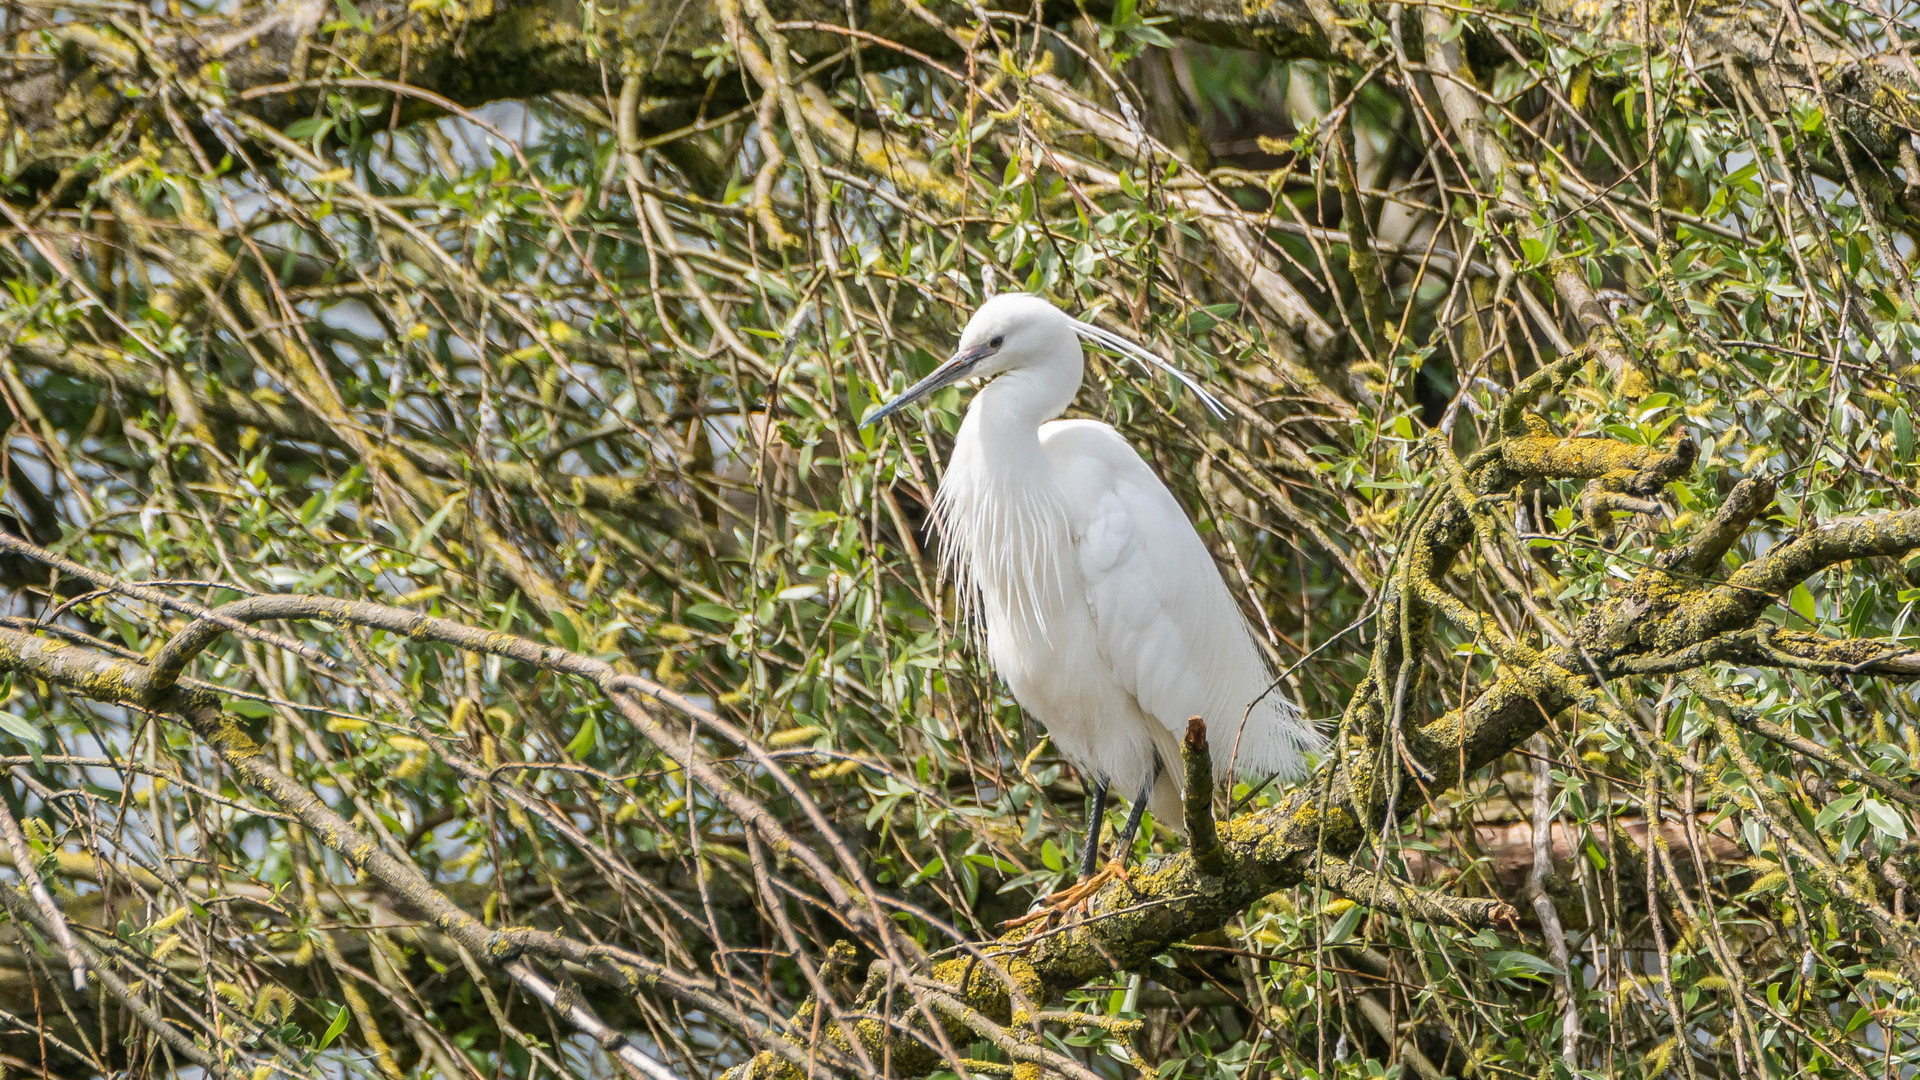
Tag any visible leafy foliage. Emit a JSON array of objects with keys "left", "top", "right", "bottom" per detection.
[{"left": 0, "top": 0, "right": 1913, "bottom": 1077}]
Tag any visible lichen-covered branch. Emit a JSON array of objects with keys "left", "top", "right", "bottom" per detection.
[
  {"left": 8, "top": 0, "right": 1912, "bottom": 205},
  {"left": 724, "top": 376, "right": 1920, "bottom": 1078},
  {"left": 0, "top": 610, "right": 713, "bottom": 1080},
  {"left": 2, "top": 0, "right": 1915, "bottom": 1073}
]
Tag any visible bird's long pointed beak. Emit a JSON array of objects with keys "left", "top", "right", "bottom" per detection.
[{"left": 861, "top": 345, "right": 992, "bottom": 427}]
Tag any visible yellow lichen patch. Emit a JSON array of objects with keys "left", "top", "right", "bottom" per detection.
[{"left": 1504, "top": 435, "right": 1669, "bottom": 480}]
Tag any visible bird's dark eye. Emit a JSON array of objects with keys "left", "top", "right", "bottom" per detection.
[{"left": 990, "top": 335, "right": 1004, "bottom": 349}]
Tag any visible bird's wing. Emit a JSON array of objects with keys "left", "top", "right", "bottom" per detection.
[{"left": 1041, "top": 419, "right": 1316, "bottom": 780}]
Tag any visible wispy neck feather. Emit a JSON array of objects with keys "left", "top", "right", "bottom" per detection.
[{"left": 932, "top": 385, "right": 1073, "bottom": 641}]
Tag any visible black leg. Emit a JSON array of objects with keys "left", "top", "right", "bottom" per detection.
[
  {"left": 1078, "top": 780, "right": 1110, "bottom": 881},
  {"left": 1111, "top": 756, "right": 1162, "bottom": 865}
]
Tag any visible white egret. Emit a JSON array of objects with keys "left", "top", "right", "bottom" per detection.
[{"left": 865, "top": 293, "right": 1321, "bottom": 900}]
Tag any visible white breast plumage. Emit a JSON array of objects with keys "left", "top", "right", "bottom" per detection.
[{"left": 932, "top": 430, "right": 1075, "bottom": 643}]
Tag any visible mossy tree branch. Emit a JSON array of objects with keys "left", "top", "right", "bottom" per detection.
[
  {"left": 1, "top": 0, "right": 1914, "bottom": 1073},
  {"left": 0, "top": 617, "right": 698, "bottom": 1080},
  {"left": 5, "top": 0, "right": 1913, "bottom": 199},
  {"left": 720, "top": 370, "right": 1920, "bottom": 1078}
]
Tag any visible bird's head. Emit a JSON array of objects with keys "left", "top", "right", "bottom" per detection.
[
  {"left": 861, "top": 293, "right": 1075, "bottom": 427},
  {"left": 861, "top": 293, "right": 1227, "bottom": 427}
]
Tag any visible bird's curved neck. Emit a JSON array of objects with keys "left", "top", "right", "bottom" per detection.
[{"left": 963, "top": 365, "right": 1080, "bottom": 450}]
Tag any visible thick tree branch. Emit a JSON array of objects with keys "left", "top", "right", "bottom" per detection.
[
  {"left": 6, "top": 0, "right": 1911, "bottom": 193},
  {"left": 724, "top": 380, "right": 1920, "bottom": 1078}
]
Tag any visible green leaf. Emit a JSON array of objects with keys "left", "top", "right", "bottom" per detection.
[
  {"left": 284, "top": 117, "right": 333, "bottom": 142},
  {"left": 0, "top": 711, "right": 40, "bottom": 746},
  {"left": 334, "top": 0, "right": 372, "bottom": 29},
  {"left": 409, "top": 493, "right": 462, "bottom": 554},
  {"left": 1846, "top": 813, "right": 1870, "bottom": 852},
  {"left": 1814, "top": 791, "right": 1862, "bottom": 831},
  {"left": 1897, "top": 409, "right": 1913, "bottom": 460},
  {"left": 319, "top": 1004, "right": 351, "bottom": 1049},
  {"left": 1864, "top": 798, "right": 1908, "bottom": 840},
  {"left": 1128, "top": 22, "right": 1174, "bottom": 47},
  {"left": 1848, "top": 593, "right": 1877, "bottom": 640},
  {"left": 1776, "top": 488, "right": 1801, "bottom": 525},
  {"left": 298, "top": 492, "right": 329, "bottom": 526},
  {"left": 226, "top": 698, "right": 275, "bottom": 720},
  {"left": 1789, "top": 583, "right": 1818, "bottom": 625},
  {"left": 685, "top": 602, "right": 734, "bottom": 624},
  {"left": 565, "top": 716, "right": 598, "bottom": 760},
  {"left": 1486, "top": 950, "right": 1562, "bottom": 982},
  {"left": 1326, "top": 903, "right": 1364, "bottom": 945}
]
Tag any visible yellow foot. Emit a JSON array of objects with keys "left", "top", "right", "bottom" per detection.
[{"left": 1003, "top": 859, "right": 1129, "bottom": 930}]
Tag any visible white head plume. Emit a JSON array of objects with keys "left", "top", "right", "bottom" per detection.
[{"left": 1067, "top": 318, "right": 1230, "bottom": 420}]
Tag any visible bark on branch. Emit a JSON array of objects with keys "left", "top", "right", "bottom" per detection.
[
  {"left": 4, "top": 0, "right": 1912, "bottom": 190},
  {"left": 720, "top": 375, "right": 1920, "bottom": 1078}
]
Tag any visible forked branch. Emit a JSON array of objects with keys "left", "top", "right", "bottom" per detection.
[{"left": 718, "top": 365, "right": 1920, "bottom": 1079}]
